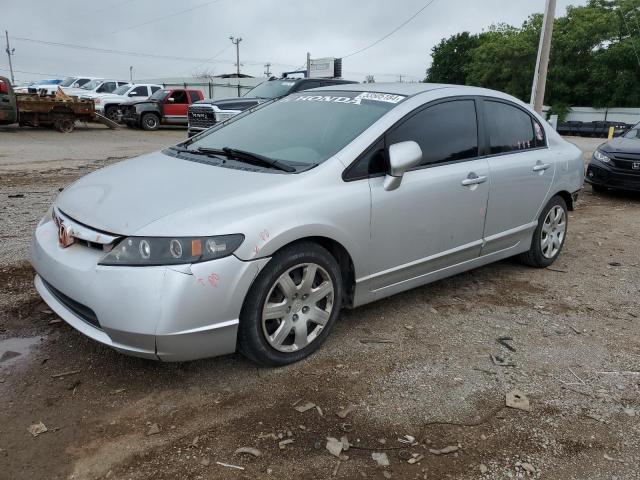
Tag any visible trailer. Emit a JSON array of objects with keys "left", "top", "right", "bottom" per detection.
[{"left": 1, "top": 76, "right": 113, "bottom": 132}]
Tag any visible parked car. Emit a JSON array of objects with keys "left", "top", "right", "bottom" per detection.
[
  {"left": 556, "top": 120, "right": 630, "bottom": 138},
  {"left": 30, "top": 83, "right": 583, "bottom": 365},
  {"left": 67, "top": 79, "right": 129, "bottom": 98},
  {"left": 38, "top": 76, "right": 97, "bottom": 95},
  {"left": 13, "top": 79, "right": 63, "bottom": 94},
  {"left": 187, "top": 77, "right": 358, "bottom": 137},
  {"left": 120, "top": 88, "right": 204, "bottom": 130},
  {"left": 586, "top": 122, "right": 640, "bottom": 192},
  {"left": 91, "top": 84, "right": 162, "bottom": 121}
]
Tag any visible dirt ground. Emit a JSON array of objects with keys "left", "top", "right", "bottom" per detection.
[{"left": 0, "top": 126, "right": 638, "bottom": 480}]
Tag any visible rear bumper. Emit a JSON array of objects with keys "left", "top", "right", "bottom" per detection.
[
  {"left": 31, "top": 217, "right": 269, "bottom": 361},
  {"left": 585, "top": 162, "right": 640, "bottom": 191}
]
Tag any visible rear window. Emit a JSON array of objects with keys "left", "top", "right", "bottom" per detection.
[{"left": 485, "top": 100, "right": 544, "bottom": 154}]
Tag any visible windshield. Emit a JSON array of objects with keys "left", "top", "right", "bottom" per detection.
[
  {"left": 188, "top": 91, "right": 405, "bottom": 166},
  {"left": 623, "top": 124, "right": 640, "bottom": 139},
  {"left": 81, "top": 79, "right": 102, "bottom": 90},
  {"left": 114, "top": 84, "right": 130, "bottom": 95},
  {"left": 149, "top": 89, "right": 169, "bottom": 101},
  {"left": 60, "top": 77, "right": 78, "bottom": 87},
  {"left": 243, "top": 80, "right": 297, "bottom": 99}
]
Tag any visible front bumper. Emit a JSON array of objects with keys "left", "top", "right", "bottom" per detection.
[
  {"left": 30, "top": 217, "right": 269, "bottom": 361},
  {"left": 120, "top": 109, "right": 140, "bottom": 124},
  {"left": 585, "top": 161, "right": 640, "bottom": 192}
]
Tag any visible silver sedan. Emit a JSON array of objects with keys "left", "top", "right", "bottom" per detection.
[{"left": 31, "top": 83, "right": 584, "bottom": 365}]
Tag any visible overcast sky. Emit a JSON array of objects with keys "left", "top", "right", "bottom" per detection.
[{"left": 1, "top": 0, "right": 586, "bottom": 84}]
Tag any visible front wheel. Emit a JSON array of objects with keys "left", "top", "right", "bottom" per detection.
[
  {"left": 141, "top": 113, "right": 160, "bottom": 131},
  {"left": 518, "top": 195, "right": 568, "bottom": 268},
  {"left": 238, "top": 242, "right": 343, "bottom": 366}
]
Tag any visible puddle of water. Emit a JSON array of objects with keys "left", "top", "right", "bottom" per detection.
[{"left": 0, "top": 336, "right": 44, "bottom": 367}]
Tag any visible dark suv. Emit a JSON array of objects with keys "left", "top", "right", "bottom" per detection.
[{"left": 187, "top": 77, "right": 358, "bottom": 137}]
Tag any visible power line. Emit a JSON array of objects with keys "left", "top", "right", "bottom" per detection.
[
  {"left": 342, "top": 0, "right": 438, "bottom": 59},
  {"left": 110, "top": 0, "right": 222, "bottom": 34}
]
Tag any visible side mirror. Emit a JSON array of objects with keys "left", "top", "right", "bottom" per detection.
[{"left": 383, "top": 141, "right": 423, "bottom": 191}]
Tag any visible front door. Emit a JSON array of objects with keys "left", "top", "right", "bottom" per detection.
[
  {"left": 367, "top": 99, "right": 490, "bottom": 295},
  {"left": 480, "top": 99, "right": 554, "bottom": 254},
  {"left": 163, "top": 90, "right": 189, "bottom": 124}
]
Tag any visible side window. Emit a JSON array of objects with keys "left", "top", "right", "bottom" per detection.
[
  {"left": 485, "top": 100, "right": 539, "bottom": 154},
  {"left": 76, "top": 78, "right": 91, "bottom": 87},
  {"left": 150, "top": 86, "right": 161, "bottom": 94},
  {"left": 130, "top": 86, "right": 147, "bottom": 96},
  {"left": 117, "top": 82, "right": 129, "bottom": 87},
  {"left": 387, "top": 100, "right": 478, "bottom": 167},
  {"left": 100, "top": 82, "right": 116, "bottom": 93},
  {"left": 345, "top": 139, "right": 387, "bottom": 180},
  {"left": 169, "top": 91, "right": 188, "bottom": 104},
  {"left": 189, "top": 91, "right": 201, "bottom": 103}
]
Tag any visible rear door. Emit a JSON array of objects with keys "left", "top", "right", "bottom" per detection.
[
  {"left": 367, "top": 98, "right": 490, "bottom": 294},
  {"left": 163, "top": 90, "right": 189, "bottom": 123},
  {"left": 479, "top": 98, "right": 552, "bottom": 255}
]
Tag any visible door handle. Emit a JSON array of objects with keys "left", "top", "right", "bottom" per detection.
[
  {"left": 533, "top": 162, "right": 551, "bottom": 172},
  {"left": 461, "top": 174, "right": 487, "bottom": 186}
]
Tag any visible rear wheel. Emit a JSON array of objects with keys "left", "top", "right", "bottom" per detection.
[
  {"left": 53, "top": 116, "right": 75, "bottom": 133},
  {"left": 518, "top": 195, "right": 568, "bottom": 268},
  {"left": 141, "top": 113, "right": 160, "bottom": 131},
  {"left": 238, "top": 242, "right": 343, "bottom": 366}
]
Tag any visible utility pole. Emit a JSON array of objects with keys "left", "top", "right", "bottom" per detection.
[
  {"left": 264, "top": 63, "right": 271, "bottom": 78},
  {"left": 5, "top": 31, "right": 15, "bottom": 85},
  {"left": 530, "top": 0, "right": 556, "bottom": 114},
  {"left": 398, "top": 74, "right": 404, "bottom": 83},
  {"left": 306, "top": 52, "right": 311, "bottom": 78},
  {"left": 129, "top": 66, "right": 133, "bottom": 82},
  {"left": 229, "top": 36, "right": 242, "bottom": 96}
]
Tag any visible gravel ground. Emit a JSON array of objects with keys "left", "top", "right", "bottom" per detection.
[{"left": 0, "top": 129, "right": 638, "bottom": 480}]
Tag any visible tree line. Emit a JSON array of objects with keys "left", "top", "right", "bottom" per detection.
[{"left": 425, "top": 0, "right": 640, "bottom": 118}]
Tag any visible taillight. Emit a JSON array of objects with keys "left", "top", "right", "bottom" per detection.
[{"left": 0, "top": 81, "right": 8, "bottom": 94}]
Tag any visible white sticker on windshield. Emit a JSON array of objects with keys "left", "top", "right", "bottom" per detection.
[
  {"left": 280, "top": 81, "right": 295, "bottom": 86},
  {"left": 353, "top": 92, "right": 405, "bottom": 104}
]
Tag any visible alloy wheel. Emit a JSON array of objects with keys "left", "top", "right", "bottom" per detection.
[
  {"left": 261, "top": 263, "right": 334, "bottom": 353},
  {"left": 541, "top": 205, "right": 566, "bottom": 259}
]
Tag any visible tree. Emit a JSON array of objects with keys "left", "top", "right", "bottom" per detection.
[
  {"left": 425, "top": 32, "right": 480, "bottom": 84},
  {"left": 424, "top": 0, "right": 640, "bottom": 107}
]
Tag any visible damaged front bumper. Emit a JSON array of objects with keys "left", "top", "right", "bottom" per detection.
[{"left": 31, "top": 216, "right": 269, "bottom": 361}]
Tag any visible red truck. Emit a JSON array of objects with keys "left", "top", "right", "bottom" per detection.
[{"left": 120, "top": 87, "right": 204, "bottom": 130}]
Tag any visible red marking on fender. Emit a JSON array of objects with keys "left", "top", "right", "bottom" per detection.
[
  {"left": 253, "top": 245, "right": 260, "bottom": 256},
  {"left": 197, "top": 278, "right": 206, "bottom": 287},
  {"left": 259, "top": 229, "right": 270, "bottom": 241},
  {"left": 208, "top": 273, "right": 219, "bottom": 288}
]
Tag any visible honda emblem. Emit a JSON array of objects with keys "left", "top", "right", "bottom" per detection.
[{"left": 633, "top": 161, "right": 640, "bottom": 170}]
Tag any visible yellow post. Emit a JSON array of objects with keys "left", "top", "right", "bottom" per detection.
[{"left": 608, "top": 126, "right": 615, "bottom": 139}]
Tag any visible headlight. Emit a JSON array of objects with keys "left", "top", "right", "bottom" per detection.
[
  {"left": 593, "top": 150, "right": 612, "bottom": 164},
  {"left": 98, "top": 234, "right": 244, "bottom": 266},
  {"left": 214, "top": 111, "right": 237, "bottom": 122}
]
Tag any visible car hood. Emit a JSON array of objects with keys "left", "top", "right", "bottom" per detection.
[
  {"left": 55, "top": 150, "right": 292, "bottom": 236},
  {"left": 193, "top": 97, "right": 265, "bottom": 109},
  {"left": 599, "top": 137, "right": 640, "bottom": 154}
]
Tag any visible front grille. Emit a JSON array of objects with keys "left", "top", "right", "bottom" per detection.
[
  {"left": 188, "top": 105, "right": 216, "bottom": 129},
  {"left": 611, "top": 153, "right": 640, "bottom": 175},
  {"left": 42, "top": 279, "right": 101, "bottom": 330}
]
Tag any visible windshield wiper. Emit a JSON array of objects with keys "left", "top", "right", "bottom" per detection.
[
  {"left": 169, "top": 146, "right": 226, "bottom": 161},
  {"left": 220, "top": 147, "right": 296, "bottom": 172}
]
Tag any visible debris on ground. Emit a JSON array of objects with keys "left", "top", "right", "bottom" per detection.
[
  {"left": 8, "top": 194, "right": 24, "bottom": 198},
  {"left": 371, "top": 451, "right": 390, "bottom": 467},
  {"left": 48, "top": 319, "right": 62, "bottom": 325},
  {"left": 294, "top": 401, "right": 316, "bottom": 413},
  {"left": 235, "top": 446, "right": 261, "bottom": 457},
  {"left": 51, "top": 369, "right": 81, "bottom": 379},
  {"left": 199, "top": 457, "right": 210, "bottom": 466},
  {"left": 278, "top": 439, "right": 294, "bottom": 449},
  {"left": 27, "top": 422, "right": 48, "bottom": 437},
  {"left": 340, "top": 423, "right": 353, "bottom": 432},
  {"left": 359, "top": 338, "right": 395, "bottom": 344},
  {"left": 505, "top": 389, "right": 531, "bottom": 412},
  {"left": 407, "top": 453, "right": 424, "bottom": 464},
  {"left": 429, "top": 445, "right": 460, "bottom": 455},
  {"left": 520, "top": 462, "right": 536, "bottom": 474},
  {"left": 146, "top": 423, "right": 160, "bottom": 436},
  {"left": 608, "top": 261, "right": 622, "bottom": 267},
  {"left": 479, "top": 463, "right": 488, "bottom": 474},
  {"left": 398, "top": 434, "right": 416, "bottom": 445},
  {"left": 215, "top": 461, "right": 244, "bottom": 470},
  {"left": 490, "top": 354, "right": 515, "bottom": 367},
  {"left": 326, "top": 437, "right": 344, "bottom": 458},
  {"left": 497, "top": 336, "right": 516, "bottom": 352},
  {"left": 336, "top": 404, "right": 356, "bottom": 419}
]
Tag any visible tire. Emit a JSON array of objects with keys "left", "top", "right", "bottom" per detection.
[
  {"left": 53, "top": 116, "right": 75, "bottom": 133},
  {"left": 518, "top": 195, "right": 568, "bottom": 268},
  {"left": 141, "top": 113, "right": 160, "bottom": 131},
  {"left": 238, "top": 242, "right": 343, "bottom": 366},
  {"left": 104, "top": 105, "right": 119, "bottom": 122}
]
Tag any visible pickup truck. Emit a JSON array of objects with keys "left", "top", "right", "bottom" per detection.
[
  {"left": 187, "top": 77, "right": 358, "bottom": 137},
  {"left": 120, "top": 88, "right": 204, "bottom": 130},
  {"left": 90, "top": 83, "right": 162, "bottom": 121}
]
